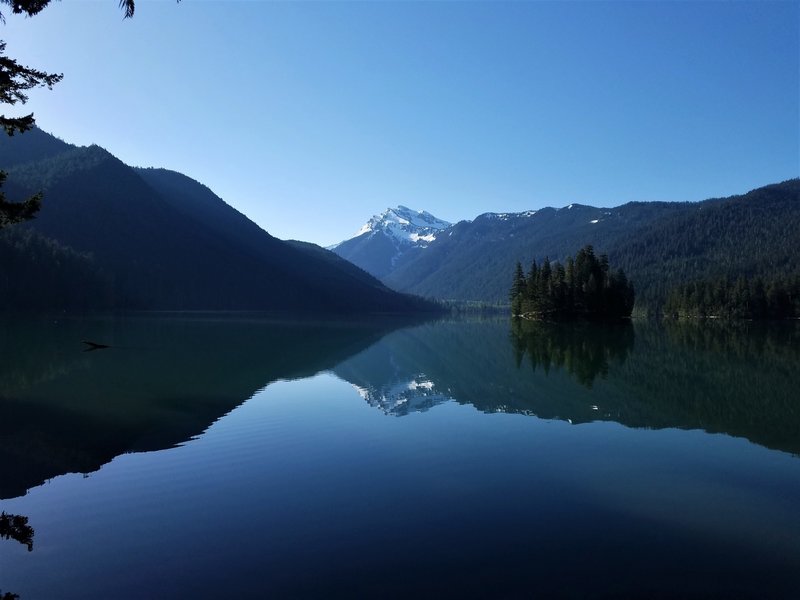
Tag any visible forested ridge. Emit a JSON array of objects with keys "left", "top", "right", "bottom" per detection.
[
  {"left": 0, "top": 129, "right": 437, "bottom": 314},
  {"left": 609, "top": 179, "right": 800, "bottom": 314},
  {"left": 1, "top": 126, "right": 796, "bottom": 315},
  {"left": 380, "top": 179, "right": 799, "bottom": 314}
]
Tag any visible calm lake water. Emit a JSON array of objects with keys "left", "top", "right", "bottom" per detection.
[{"left": 1, "top": 316, "right": 799, "bottom": 599}]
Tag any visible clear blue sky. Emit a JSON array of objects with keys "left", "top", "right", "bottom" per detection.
[{"left": 2, "top": 1, "right": 798, "bottom": 246}]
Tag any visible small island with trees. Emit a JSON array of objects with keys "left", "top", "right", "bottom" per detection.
[{"left": 510, "top": 245, "right": 635, "bottom": 320}]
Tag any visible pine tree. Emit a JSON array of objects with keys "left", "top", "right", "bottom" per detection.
[
  {"left": 524, "top": 260, "right": 538, "bottom": 314},
  {"left": 510, "top": 261, "right": 525, "bottom": 316}
]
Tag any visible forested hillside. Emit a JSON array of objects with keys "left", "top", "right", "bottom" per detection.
[
  {"left": 378, "top": 180, "right": 799, "bottom": 313},
  {"left": 609, "top": 180, "right": 800, "bottom": 312},
  {"left": 0, "top": 129, "right": 434, "bottom": 314},
  {"left": 382, "top": 202, "right": 689, "bottom": 302},
  {"left": 663, "top": 275, "right": 800, "bottom": 319},
  {"left": 0, "top": 227, "right": 112, "bottom": 311}
]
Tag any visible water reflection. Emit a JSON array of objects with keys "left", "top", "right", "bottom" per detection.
[
  {"left": 336, "top": 320, "right": 638, "bottom": 419},
  {"left": 2, "top": 316, "right": 798, "bottom": 502},
  {"left": 510, "top": 319, "right": 634, "bottom": 387},
  {"left": 0, "top": 316, "right": 420, "bottom": 499},
  {"left": 0, "top": 512, "right": 31, "bottom": 599},
  {"left": 335, "top": 319, "right": 800, "bottom": 455},
  {"left": 0, "top": 512, "right": 33, "bottom": 551},
  {"left": 625, "top": 321, "right": 800, "bottom": 455},
  {"left": 1, "top": 317, "right": 799, "bottom": 599}
]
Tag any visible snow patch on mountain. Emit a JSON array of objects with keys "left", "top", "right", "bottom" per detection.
[
  {"left": 354, "top": 205, "right": 452, "bottom": 248},
  {"left": 482, "top": 210, "right": 538, "bottom": 221}
]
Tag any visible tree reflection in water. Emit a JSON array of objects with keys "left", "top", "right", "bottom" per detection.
[
  {"left": 0, "top": 512, "right": 33, "bottom": 551},
  {"left": 0, "top": 512, "right": 32, "bottom": 599},
  {"left": 510, "top": 319, "right": 634, "bottom": 387}
]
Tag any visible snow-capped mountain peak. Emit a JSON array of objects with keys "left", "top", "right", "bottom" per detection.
[
  {"left": 330, "top": 206, "right": 452, "bottom": 277},
  {"left": 355, "top": 206, "right": 451, "bottom": 248}
]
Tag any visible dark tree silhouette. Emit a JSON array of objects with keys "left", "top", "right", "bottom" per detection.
[
  {"left": 0, "top": 0, "right": 135, "bottom": 21},
  {"left": 510, "top": 245, "right": 634, "bottom": 320},
  {"left": 0, "top": 512, "right": 33, "bottom": 551},
  {"left": 0, "top": 40, "right": 62, "bottom": 136},
  {"left": 0, "top": 40, "right": 60, "bottom": 226},
  {"left": 0, "top": 0, "right": 136, "bottom": 227}
]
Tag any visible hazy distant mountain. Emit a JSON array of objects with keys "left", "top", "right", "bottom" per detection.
[
  {"left": 0, "top": 129, "right": 434, "bottom": 313},
  {"left": 331, "top": 205, "right": 451, "bottom": 278},
  {"left": 335, "top": 180, "right": 800, "bottom": 312}
]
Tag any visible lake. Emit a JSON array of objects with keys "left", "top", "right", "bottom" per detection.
[{"left": 1, "top": 316, "right": 799, "bottom": 599}]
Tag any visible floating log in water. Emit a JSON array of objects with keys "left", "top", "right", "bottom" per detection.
[{"left": 82, "top": 340, "right": 111, "bottom": 351}]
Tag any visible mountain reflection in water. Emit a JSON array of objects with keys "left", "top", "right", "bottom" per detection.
[
  {"left": 1, "top": 316, "right": 798, "bottom": 502},
  {"left": 0, "top": 315, "right": 419, "bottom": 499},
  {"left": 335, "top": 318, "right": 800, "bottom": 455},
  {"left": 1, "top": 316, "right": 799, "bottom": 600}
]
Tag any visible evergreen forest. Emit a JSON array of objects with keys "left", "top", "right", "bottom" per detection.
[
  {"left": 664, "top": 275, "right": 800, "bottom": 319},
  {"left": 510, "top": 245, "right": 634, "bottom": 320},
  {"left": 377, "top": 179, "right": 799, "bottom": 315},
  {"left": 0, "top": 129, "right": 437, "bottom": 314}
]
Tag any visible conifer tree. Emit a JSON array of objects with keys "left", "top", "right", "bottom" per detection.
[
  {"left": 510, "top": 261, "right": 525, "bottom": 316},
  {"left": 510, "top": 245, "right": 634, "bottom": 320},
  {"left": 0, "top": 0, "right": 137, "bottom": 227}
]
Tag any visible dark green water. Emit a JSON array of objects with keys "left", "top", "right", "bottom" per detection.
[{"left": 1, "top": 316, "right": 799, "bottom": 599}]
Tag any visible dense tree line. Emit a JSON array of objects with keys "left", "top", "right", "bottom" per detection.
[
  {"left": 0, "top": 227, "right": 115, "bottom": 311},
  {"left": 510, "top": 245, "right": 634, "bottom": 319},
  {"left": 609, "top": 180, "right": 800, "bottom": 315},
  {"left": 664, "top": 275, "right": 800, "bottom": 319}
]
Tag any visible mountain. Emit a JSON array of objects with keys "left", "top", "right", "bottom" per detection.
[
  {"left": 335, "top": 180, "right": 800, "bottom": 312},
  {"left": 608, "top": 180, "right": 800, "bottom": 309},
  {"left": 383, "top": 202, "right": 687, "bottom": 305},
  {"left": 331, "top": 205, "right": 451, "bottom": 279},
  {"left": 0, "top": 129, "right": 435, "bottom": 313}
]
